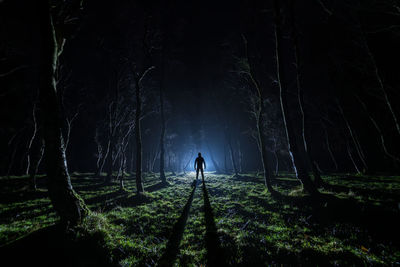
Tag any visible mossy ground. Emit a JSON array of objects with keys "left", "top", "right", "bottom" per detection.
[{"left": 0, "top": 172, "right": 399, "bottom": 266}]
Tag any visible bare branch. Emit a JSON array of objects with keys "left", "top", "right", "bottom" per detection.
[
  {"left": 138, "top": 65, "right": 156, "bottom": 85},
  {"left": 0, "top": 65, "right": 28, "bottom": 78},
  {"left": 316, "top": 0, "right": 333, "bottom": 16}
]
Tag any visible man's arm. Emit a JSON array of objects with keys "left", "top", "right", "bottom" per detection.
[
  {"left": 194, "top": 159, "right": 197, "bottom": 170},
  {"left": 203, "top": 160, "right": 206, "bottom": 169}
]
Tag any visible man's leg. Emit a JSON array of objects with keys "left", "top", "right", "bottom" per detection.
[
  {"left": 200, "top": 168, "right": 204, "bottom": 181},
  {"left": 196, "top": 168, "right": 199, "bottom": 180}
]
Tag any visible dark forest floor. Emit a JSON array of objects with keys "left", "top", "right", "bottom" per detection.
[{"left": 0, "top": 172, "right": 399, "bottom": 266}]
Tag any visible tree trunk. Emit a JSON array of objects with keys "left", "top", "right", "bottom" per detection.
[
  {"left": 224, "top": 145, "right": 228, "bottom": 173},
  {"left": 227, "top": 136, "right": 238, "bottom": 176},
  {"left": 207, "top": 145, "right": 222, "bottom": 173},
  {"left": 337, "top": 100, "right": 369, "bottom": 173},
  {"left": 346, "top": 139, "right": 361, "bottom": 173},
  {"left": 28, "top": 138, "right": 44, "bottom": 190},
  {"left": 25, "top": 103, "right": 38, "bottom": 175},
  {"left": 105, "top": 138, "right": 114, "bottom": 183},
  {"left": 183, "top": 151, "right": 193, "bottom": 173},
  {"left": 97, "top": 140, "right": 110, "bottom": 177},
  {"left": 288, "top": 1, "right": 323, "bottom": 186},
  {"left": 119, "top": 153, "right": 126, "bottom": 191},
  {"left": 361, "top": 29, "right": 400, "bottom": 137},
  {"left": 38, "top": 1, "right": 87, "bottom": 226},
  {"left": 237, "top": 140, "right": 243, "bottom": 173},
  {"left": 159, "top": 57, "right": 167, "bottom": 184},
  {"left": 134, "top": 79, "right": 144, "bottom": 193},
  {"left": 274, "top": 151, "right": 279, "bottom": 176},
  {"left": 94, "top": 129, "right": 103, "bottom": 177},
  {"left": 356, "top": 94, "right": 400, "bottom": 164},
  {"left": 242, "top": 34, "right": 274, "bottom": 192},
  {"left": 273, "top": 0, "right": 319, "bottom": 196},
  {"left": 322, "top": 123, "right": 338, "bottom": 171}
]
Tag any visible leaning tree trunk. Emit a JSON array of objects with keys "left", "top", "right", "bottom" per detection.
[
  {"left": 337, "top": 100, "right": 369, "bottom": 173},
  {"left": 134, "top": 79, "right": 144, "bottom": 193},
  {"left": 346, "top": 139, "right": 361, "bottom": 173},
  {"left": 273, "top": 0, "right": 318, "bottom": 196},
  {"left": 360, "top": 27, "right": 400, "bottom": 137},
  {"left": 288, "top": 1, "right": 323, "bottom": 186},
  {"left": 38, "top": 1, "right": 87, "bottom": 226},
  {"left": 105, "top": 137, "right": 114, "bottom": 183},
  {"left": 356, "top": 94, "right": 400, "bottom": 165},
  {"left": 257, "top": 106, "right": 274, "bottom": 190},
  {"left": 242, "top": 34, "right": 274, "bottom": 192}
]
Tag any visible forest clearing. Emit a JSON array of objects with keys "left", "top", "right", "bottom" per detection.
[{"left": 1, "top": 172, "right": 399, "bottom": 266}]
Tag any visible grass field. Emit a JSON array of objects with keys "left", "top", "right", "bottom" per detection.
[{"left": 0, "top": 172, "right": 399, "bottom": 266}]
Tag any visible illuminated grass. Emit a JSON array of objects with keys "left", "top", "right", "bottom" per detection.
[{"left": 0, "top": 172, "right": 399, "bottom": 265}]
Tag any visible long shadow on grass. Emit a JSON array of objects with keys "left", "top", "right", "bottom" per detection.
[
  {"left": 232, "top": 175, "right": 301, "bottom": 188},
  {"left": 320, "top": 181, "right": 400, "bottom": 202},
  {"left": 158, "top": 182, "right": 197, "bottom": 267},
  {"left": 145, "top": 181, "right": 169, "bottom": 192},
  {"left": 201, "top": 178, "right": 227, "bottom": 267},
  {"left": 73, "top": 182, "right": 110, "bottom": 192},
  {"left": 342, "top": 175, "right": 400, "bottom": 184},
  {"left": 0, "top": 205, "right": 53, "bottom": 224}
]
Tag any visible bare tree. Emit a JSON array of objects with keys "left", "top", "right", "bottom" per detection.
[
  {"left": 355, "top": 94, "right": 400, "bottom": 164},
  {"left": 288, "top": 0, "right": 324, "bottom": 186},
  {"left": 158, "top": 51, "right": 167, "bottom": 183},
  {"left": 336, "top": 99, "right": 369, "bottom": 173},
  {"left": 37, "top": 0, "right": 87, "bottom": 226},
  {"left": 240, "top": 35, "right": 274, "bottom": 192},
  {"left": 273, "top": 0, "right": 319, "bottom": 196}
]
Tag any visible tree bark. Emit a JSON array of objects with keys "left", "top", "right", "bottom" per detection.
[
  {"left": 237, "top": 140, "right": 243, "bottom": 173},
  {"left": 134, "top": 78, "right": 144, "bottom": 193},
  {"left": 288, "top": 0, "right": 323, "bottom": 186},
  {"left": 321, "top": 122, "right": 338, "bottom": 171},
  {"left": 159, "top": 72, "right": 167, "bottom": 183},
  {"left": 105, "top": 138, "right": 114, "bottom": 183},
  {"left": 38, "top": 1, "right": 87, "bottom": 226},
  {"left": 360, "top": 25, "right": 400, "bottom": 137},
  {"left": 355, "top": 94, "right": 400, "bottom": 164},
  {"left": 337, "top": 100, "right": 369, "bottom": 173},
  {"left": 273, "top": 0, "right": 319, "bottom": 196},
  {"left": 97, "top": 140, "right": 110, "bottom": 177},
  {"left": 28, "top": 138, "right": 44, "bottom": 190},
  {"left": 224, "top": 145, "right": 228, "bottom": 173},
  {"left": 25, "top": 103, "right": 38, "bottom": 175},
  {"left": 226, "top": 136, "right": 238, "bottom": 176},
  {"left": 346, "top": 139, "right": 361, "bottom": 173},
  {"left": 242, "top": 35, "right": 273, "bottom": 191}
]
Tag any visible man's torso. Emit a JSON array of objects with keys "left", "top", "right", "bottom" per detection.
[{"left": 196, "top": 157, "right": 204, "bottom": 169}]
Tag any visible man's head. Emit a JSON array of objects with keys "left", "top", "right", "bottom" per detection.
[{"left": 198, "top": 152, "right": 201, "bottom": 157}]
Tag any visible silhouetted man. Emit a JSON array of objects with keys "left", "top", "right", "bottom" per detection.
[{"left": 194, "top": 152, "right": 206, "bottom": 180}]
